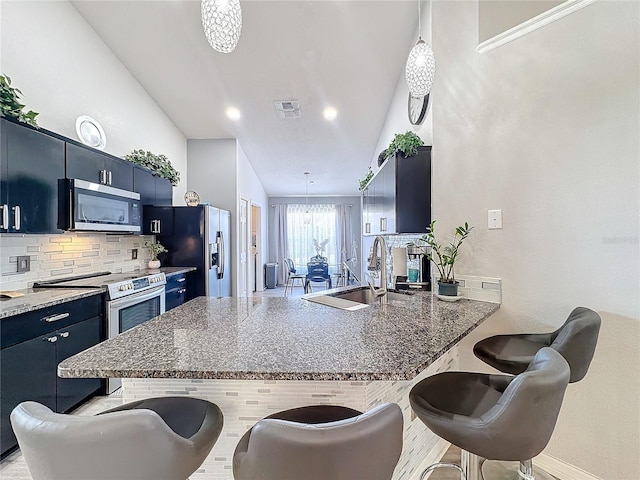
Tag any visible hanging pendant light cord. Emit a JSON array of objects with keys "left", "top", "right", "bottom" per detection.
[{"left": 418, "top": 0, "right": 422, "bottom": 39}]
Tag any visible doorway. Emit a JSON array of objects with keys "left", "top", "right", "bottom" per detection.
[{"left": 251, "top": 203, "right": 262, "bottom": 292}]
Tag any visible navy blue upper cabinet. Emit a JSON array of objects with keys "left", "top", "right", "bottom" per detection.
[
  {"left": 133, "top": 166, "right": 172, "bottom": 207},
  {"left": 66, "top": 142, "right": 133, "bottom": 191},
  {"left": 362, "top": 146, "right": 431, "bottom": 235},
  {"left": 0, "top": 118, "right": 65, "bottom": 233}
]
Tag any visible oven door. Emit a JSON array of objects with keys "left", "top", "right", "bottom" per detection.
[{"left": 106, "top": 286, "right": 165, "bottom": 393}]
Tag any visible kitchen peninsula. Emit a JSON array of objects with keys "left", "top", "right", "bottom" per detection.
[{"left": 59, "top": 292, "right": 499, "bottom": 480}]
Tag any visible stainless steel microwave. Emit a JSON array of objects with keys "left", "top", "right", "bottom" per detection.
[{"left": 61, "top": 179, "right": 142, "bottom": 233}]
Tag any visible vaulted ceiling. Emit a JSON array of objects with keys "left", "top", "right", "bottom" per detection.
[{"left": 71, "top": 1, "right": 420, "bottom": 196}]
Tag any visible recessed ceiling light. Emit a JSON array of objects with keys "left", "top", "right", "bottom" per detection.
[
  {"left": 323, "top": 106, "right": 337, "bottom": 121},
  {"left": 226, "top": 107, "right": 241, "bottom": 121}
]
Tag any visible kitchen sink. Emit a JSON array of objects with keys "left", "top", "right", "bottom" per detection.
[{"left": 303, "top": 286, "right": 412, "bottom": 310}]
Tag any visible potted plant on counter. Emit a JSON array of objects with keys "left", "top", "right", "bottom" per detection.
[
  {"left": 409, "top": 220, "right": 473, "bottom": 297},
  {"left": 145, "top": 241, "right": 167, "bottom": 269}
]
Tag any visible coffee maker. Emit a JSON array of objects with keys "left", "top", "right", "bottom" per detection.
[{"left": 392, "top": 246, "right": 431, "bottom": 291}]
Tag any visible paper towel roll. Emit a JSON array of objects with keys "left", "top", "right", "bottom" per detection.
[{"left": 391, "top": 247, "right": 407, "bottom": 277}]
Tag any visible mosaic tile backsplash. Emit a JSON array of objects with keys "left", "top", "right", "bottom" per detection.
[{"left": 0, "top": 233, "right": 156, "bottom": 291}]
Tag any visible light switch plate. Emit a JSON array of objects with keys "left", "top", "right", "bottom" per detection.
[{"left": 488, "top": 209, "right": 502, "bottom": 229}]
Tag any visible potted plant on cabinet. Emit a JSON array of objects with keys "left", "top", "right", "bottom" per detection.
[
  {"left": 0, "top": 74, "right": 39, "bottom": 127},
  {"left": 124, "top": 149, "right": 180, "bottom": 186},
  {"left": 409, "top": 220, "right": 473, "bottom": 297},
  {"left": 384, "top": 131, "right": 424, "bottom": 159},
  {"left": 145, "top": 241, "right": 167, "bottom": 269}
]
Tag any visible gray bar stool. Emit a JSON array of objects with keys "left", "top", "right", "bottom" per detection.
[
  {"left": 473, "top": 306, "right": 601, "bottom": 383},
  {"left": 233, "top": 403, "right": 403, "bottom": 480},
  {"left": 409, "top": 348, "right": 570, "bottom": 480},
  {"left": 10, "top": 396, "right": 223, "bottom": 480}
]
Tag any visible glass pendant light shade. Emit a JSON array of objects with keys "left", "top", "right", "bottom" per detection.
[
  {"left": 201, "top": 0, "right": 242, "bottom": 53},
  {"left": 405, "top": 38, "right": 436, "bottom": 97}
]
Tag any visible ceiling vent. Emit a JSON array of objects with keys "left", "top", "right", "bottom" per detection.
[{"left": 274, "top": 100, "right": 301, "bottom": 119}]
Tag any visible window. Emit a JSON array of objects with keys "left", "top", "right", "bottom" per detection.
[{"left": 286, "top": 204, "right": 337, "bottom": 268}]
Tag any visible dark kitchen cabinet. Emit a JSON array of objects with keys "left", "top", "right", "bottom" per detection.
[
  {"left": 362, "top": 146, "right": 431, "bottom": 235},
  {"left": 66, "top": 142, "right": 134, "bottom": 191},
  {"left": 143, "top": 205, "right": 174, "bottom": 235},
  {"left": 0, "top": 295, "right": 104, "bottom": 457},
  {"left": 0, "top": 118, "right": 65, "bottom": 233},
  {"left": 165, "top": 272, "right": 188, "bottom": 311},
  {"left": 134, "top": 166, "right": 172, "bottom": 206}
]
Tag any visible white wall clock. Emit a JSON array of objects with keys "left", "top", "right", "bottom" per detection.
[{"left": 75, "top": 115, "right": 106, "bottom": 150}]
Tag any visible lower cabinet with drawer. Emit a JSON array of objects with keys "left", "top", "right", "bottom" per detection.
[
  {"left": 0, "top": 295, "right": 104, "bottom": 457},
  {"left": 165, "top": 272, "right": 188, "bottom": 311}
]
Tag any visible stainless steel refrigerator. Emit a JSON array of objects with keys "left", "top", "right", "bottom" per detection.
[{"left": 154, "top": 205, "right": 231, "bottom": 298}]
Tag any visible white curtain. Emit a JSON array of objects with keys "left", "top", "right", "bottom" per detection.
[
  {"left": 287, "top": 204, "right": 338, "bottom": 269},
  {"left": 269, "top": 205, "right": 288, "bottom": 284},
  {"left": 335, "top": 204, "right": 353, "bottom": 265}
]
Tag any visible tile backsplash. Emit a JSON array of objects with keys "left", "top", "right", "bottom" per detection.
[{"left": 0, "top": 233, "right": 156, "bottom": 291}]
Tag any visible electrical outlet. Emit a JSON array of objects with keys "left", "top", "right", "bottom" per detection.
[
  {"left": 132, "top": 248, "right": 138, "bottom": 260},
  {"left": 17, "top": 255, "right": 31, "bottom": 273}
]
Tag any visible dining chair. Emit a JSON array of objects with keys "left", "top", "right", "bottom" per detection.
[
  {"left": 305, "top": 261, "right": 332, "bottom": 293},
  {"left": 283, "top": 258, "right": 306, "bottom": 297}
]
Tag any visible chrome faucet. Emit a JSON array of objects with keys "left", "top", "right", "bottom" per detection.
[{"left": 368, "top": 236, "right": 388, "bottom": 305}]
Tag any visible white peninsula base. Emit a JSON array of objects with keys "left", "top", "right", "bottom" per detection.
[{"left": 121, "top": 346, "right": 459, "bottom": 480}]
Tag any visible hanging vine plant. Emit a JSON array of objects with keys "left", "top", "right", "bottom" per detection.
[
  {"left": 124, "top": 149, "right": 180, "bottom": 186},
  {"left": 0, "top": 74, "right": 39, "bottom": 127}
]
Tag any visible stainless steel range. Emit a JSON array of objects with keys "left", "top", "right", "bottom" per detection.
[{"left": 34, "top": 271, "right": 166, "bottom": 393}]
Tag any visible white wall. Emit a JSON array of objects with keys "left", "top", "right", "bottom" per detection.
[
  {"left": 0, "top": 1, "right": 187, "bottom": 203},
  {"left": 186, "top": 139, "right": 269, "bottom": 296},
  {"left": 237, "top": 143, "right": 269, "bottom": 292},
  {"left": 186, "top": 138, "right": 238, "bottom": 295},
  {"left": 374, "top": 1, "right": 639, "bottom": 478}
]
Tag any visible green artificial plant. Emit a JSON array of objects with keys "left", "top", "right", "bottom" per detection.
[
  {"left": 385, "top": 131, "right": 424, "bottom": 158},
  {"left": 0, "top": 75, "right": 39, "bottom": 127},
  {"left": 358, "top": 167, "right": 374, "bottom": 191},
  {"left": 124, "top": 149, "right": 180, "bottom": 186},
  {"left": 409, "top": 220, "right": 473, "bottom": 284}
]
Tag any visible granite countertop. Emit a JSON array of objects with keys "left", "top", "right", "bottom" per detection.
[
  {"left": 59, "top": 292, "right": 499, "bottom": 381},
  {"left": 0, "top": 266, "right": 197, "bottom": 319},
  {"left": 0, "top": 288, "right": 103, "bottom": 319},
  {"left": 145, "top": 266, "right": 197, "bottom": 277}
]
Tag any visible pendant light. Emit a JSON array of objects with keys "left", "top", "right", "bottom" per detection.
[
  {"left": 201, "top": 0, "right": 242, "bottom": 53},
  {"left": 303, "top": 172, "right": 311, "bottom": 225},
  {"left": 405, "top": 0, "right": 436, "bottom": 97}
]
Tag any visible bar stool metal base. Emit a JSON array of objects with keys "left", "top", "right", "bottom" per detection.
[
  {"left": 419, "top": 462, "right": 466, "bottom": 480},
  {"left": 481, "top": 459, "right": 556, "bottom": 480}
]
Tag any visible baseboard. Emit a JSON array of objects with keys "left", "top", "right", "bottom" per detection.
[
  {"left": 536, "top": 453, "right": 603, "bottom": 480},
  {"left": 476, "top": 0, "right": 598, "bottom": 53}
]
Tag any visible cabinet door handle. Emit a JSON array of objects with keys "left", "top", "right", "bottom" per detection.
[
  {"left": 380, "top": 217, "right": 387, "bottom": 232},
  {"left": 176, "top": 277, "right": 186, "bottom": 283},
  {"left": 1, "top": 204, "right": 8, "bottom": 229},
  {"left": 156, "top": 220, "right": 161, "bottom": 233},
  {"left": 44, "top": 336, "right": 58, "bottom": 343},
  {"left": 59, "top": 332, "right": 70, "bottom": 338},
  {"left": 12, "top": 205, "right": 20, "bottom": 231},
  {"left": 42, "top": 312, "right": 70, "bottom": 323},
  {"left": 107, "top": 170, "right": 113, "bottom": 185},
  {"left": 365, "top": 222, "right": 371, "bottom": 234},
  {"left": 99, "top": 170, "right": 106, "bottom": 184}
]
